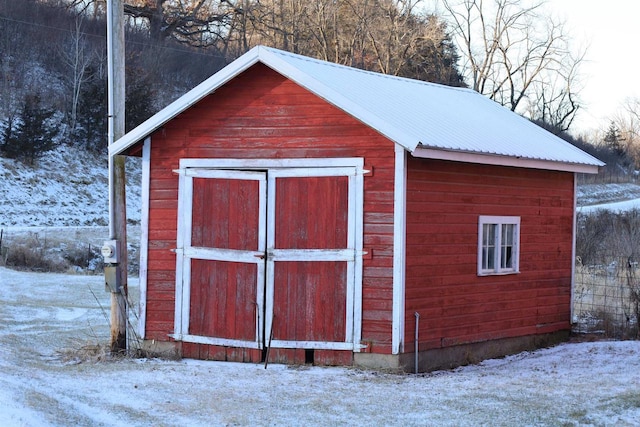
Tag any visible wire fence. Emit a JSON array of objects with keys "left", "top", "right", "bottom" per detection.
[{"left": 573, "top": 256, "right": 640, "bottom": 339}]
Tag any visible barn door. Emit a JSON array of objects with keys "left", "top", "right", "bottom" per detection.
[
  {"left": 265, "top": 168, "right": 358, "bottom": 351},
  {"left": 173, "top": 160, "right": 364, "bottom": 354},
  {"left": 174, "top": 169, "right": 267, "bottom": 349}
]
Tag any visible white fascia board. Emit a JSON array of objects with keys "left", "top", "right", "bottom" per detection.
[
  {"left": 571, "top": 174, "right": 577, "bottom": 323},
  {"left": 412, "top": 147, "right": 602, "bottom": 174},
  {"left": 109, "top": 47, "right": 263, "bottom": 157},
  {"left": 257, "top": 48, "right": 420, "bottom": 153},
  {"left": 137, "top": 137, "right": 151, "bottom": 339}
]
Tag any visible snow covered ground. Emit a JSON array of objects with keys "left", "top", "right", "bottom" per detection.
[
  {"left": 578, "top": 197, "right": 640, "bottom": 214},
  {"left": 0, "top": 146, "right": 141, "bottom": 227},
  {"left": 1, "top": 267, "right": 639, "bottom": 426},
  {"left": 2, "top": 148, "right": 640, "bottom": 425},
  {"left": 578, "top": 183, "right": 640, "bottom": 213}
]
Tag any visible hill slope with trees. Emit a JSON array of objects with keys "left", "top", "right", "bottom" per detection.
[{"left": 0, "top": 0, "right": 637, "bottom": 229}]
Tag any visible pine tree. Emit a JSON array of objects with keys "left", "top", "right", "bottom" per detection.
[
  {"left": 75, "top": 68, "right": 107, "bottom": 152},
  {"left": 604, "top": 122, "right": 625, "bottom": 158},
  {"left": 2, "top": 94, "right": 60, "bottom": 165}
]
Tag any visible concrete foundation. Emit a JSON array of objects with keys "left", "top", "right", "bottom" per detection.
[
  {"left": 141, "top": 340, "right": 182, "bottom": 360},
  {"left": 355, "top": 331, "right": 570, "bottom": 373}
]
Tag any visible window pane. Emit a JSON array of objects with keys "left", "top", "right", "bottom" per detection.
[
  {"left": 482, "top": 224, "right": 496, "bottom": 270},
  {"left": 501, "top": 224, "right": 514, "bottom": 269}
]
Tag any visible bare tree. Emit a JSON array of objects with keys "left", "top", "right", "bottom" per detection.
[
  {"left": 123, "top": 0, "right": 238, "bottom": 46},
  {"left": 360, "top": 0, "right": 463, "bottom": 84},
  {"left": 527, "top": 49, "right": 585, "bottom": 133},
  {"left": 59, "top": 14, "right": 95, "bottom": 132},
  {"left": 441, "top": 0, "right": 585, "bottom": 128},
  {"left": 620, "top": 98, "right": 640, "bottom": 141},
  {"left": 64, "top": 0, "right": 107, "bottom": 18},
  {"left": 235, "top": 0, "right": 464, "bottom": 84},
  {"left": 63, "top": 0, "right": 238, "bottom": 46}
]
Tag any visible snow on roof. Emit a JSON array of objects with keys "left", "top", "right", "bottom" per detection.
[{"left": 110, "top": 45, "right": 603, "bottom": 172}]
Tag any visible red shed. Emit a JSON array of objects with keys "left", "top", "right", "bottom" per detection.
[{"left": 111, "top": 46, "right": 603, "bottom": 371}]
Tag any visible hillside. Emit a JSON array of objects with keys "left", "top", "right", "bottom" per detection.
[
  {"left": 0, "top": 145, "right": 141, "bottom": 227},
  {"left": 577, "top": 182, "right": 640, "bottom": 206},
  {"left": 1, "top": 145, "right": 639, "bottom": 229}
]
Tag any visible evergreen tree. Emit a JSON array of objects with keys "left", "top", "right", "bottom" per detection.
[
  {"left": 0, "top": 115, "right": 15, "bottom": 153},
  {"left": 604, "top": 122, "right": 625, "bottom": 158},
  {"left": 74, "top": 67, "right": 107, "bottom": 152},
  {"left": 2, "top": 94, "right": 60, "bottom": 165},
  {"left": 125, "top": 63, "right": 156, "bottom": 133}
]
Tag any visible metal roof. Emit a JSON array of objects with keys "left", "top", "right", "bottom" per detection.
[{"left": 110, "top": 45, "right": 603, "bottom": 172}]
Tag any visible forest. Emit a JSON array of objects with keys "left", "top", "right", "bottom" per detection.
[{"left": 0, "top": 0, "right": 636, "bottom": 180}]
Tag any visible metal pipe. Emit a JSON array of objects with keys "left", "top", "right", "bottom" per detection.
[{"left": 414, "top": 312, "right": 420, "bottom": 374}]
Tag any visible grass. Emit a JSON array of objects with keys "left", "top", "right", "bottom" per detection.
[{"left": 0, "top": 226, "right": 140, "bottom": 274}]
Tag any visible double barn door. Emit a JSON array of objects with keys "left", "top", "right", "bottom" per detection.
[{"left": 173, "top": 159, "right": 364, "bottom": 354}]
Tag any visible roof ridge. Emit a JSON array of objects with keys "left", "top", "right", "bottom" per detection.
[{"left": 259, "top": 45, "right": 476, "bottom": 95}]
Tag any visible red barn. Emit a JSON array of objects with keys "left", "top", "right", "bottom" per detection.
[{"left": 111, "top": 46, "right": 602, "bottom": 371}]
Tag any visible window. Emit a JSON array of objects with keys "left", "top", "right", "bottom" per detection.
[{"left": 478, "top": 216, "right": 520, "bottom": 275}]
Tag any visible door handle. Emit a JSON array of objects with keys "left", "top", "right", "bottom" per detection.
[{"left": 255, "top": 250, "right": 275, "bottom": 260}]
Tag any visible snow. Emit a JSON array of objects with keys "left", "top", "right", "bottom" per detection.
[
  {"left": 579, "top": 198, "right": 640, "bottom": 214},
  {"left": 578, "top": 183, "right": 640, "bottom": 213},
  {"left": 0, "top": 146, "right": 141, "bottom": 227},
  {"left": 1, "top": 266, "right": 639, "bottom": 426}
]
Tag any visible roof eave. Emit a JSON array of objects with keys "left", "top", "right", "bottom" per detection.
[{"left": 412, "top": 146, "right": 603, "bottom": 174}]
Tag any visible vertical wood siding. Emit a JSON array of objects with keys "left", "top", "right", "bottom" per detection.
[
  {"left": 404, "top": 157, "right": 575, "bottom": 351},
  {"left": 145, "top": 64, "right": 396, "bottom": 359},
  {"left": 272, "top": 176, "right": 349, "bottom": 343}
]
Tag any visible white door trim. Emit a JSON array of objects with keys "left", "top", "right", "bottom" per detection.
[
  {"left": 173, "top": 168, "right": 267, "bottom": 349},
  {"left": 264, "top": 165, "right": 363, "bottom": 351},
  {"left": 173, "top": 158, "right": 365, "bottom": 352}
]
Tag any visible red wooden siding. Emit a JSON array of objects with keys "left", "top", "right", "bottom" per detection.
[
  {"left": 273, "top": 261, "right": 347, "bottom": 341},
  {"left": 191, "top": 177, "right": 260, "bottom": 250},
  {"left": 189, "top": 259, "right": 257, "bottom": 340},
  {"left": 404, "top": 157, "right": 575, "bottom": 352},
  {"left": 144, "top": 63, "right": 397, "bottom": 358},
  {"left": 274, "top": 176, "right": 348, "bottom": 250},
  {"left": 188, "top": 177, "right": 261, "bottom": 341},
  {"left": 272, "top": 176, "right": 348, "bottom": 343}
]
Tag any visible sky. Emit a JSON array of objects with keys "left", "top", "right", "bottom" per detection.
[
  {"left": 425, "top": 0, "right": 640, "bottom": 136},
  {"left": 545, "top": 0, "right": 640, "bottom": 135}
]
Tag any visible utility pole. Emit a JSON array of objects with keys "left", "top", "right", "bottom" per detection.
[{"left": 104, "top": 0, "right": 128, "bottom": 354}]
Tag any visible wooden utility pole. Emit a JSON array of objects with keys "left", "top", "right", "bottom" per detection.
[{"left": 106, "top": 0, "right": 128, "bottom": 353}]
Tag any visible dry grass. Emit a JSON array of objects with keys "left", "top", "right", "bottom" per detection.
[
  {"left": 0, "top": 226, "right": 139, "bottom": 274},
  {"left": 56, "top": 342, "right": 111, "bottom": 364}
]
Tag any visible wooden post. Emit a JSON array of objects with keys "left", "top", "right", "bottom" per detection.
[{"left": 107, "top": 0, "right": 128, "bottom": 354}]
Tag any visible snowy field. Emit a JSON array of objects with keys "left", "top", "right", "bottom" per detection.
[
  {"left": 578, "top": 197, "right": 640, "bottom": 214},
  {"left": 577, "top": 183, "right": 640, "bottom": 213},
  {"left": 0, "top": 147, "right": 141, "bottom": 227},
  {"left": 1, "top": 267, "right": 640, "bottom": 426}
]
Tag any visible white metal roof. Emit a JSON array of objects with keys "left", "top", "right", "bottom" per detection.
[{"left": 110, "top": 45, "right": 603, "bottom": 172}]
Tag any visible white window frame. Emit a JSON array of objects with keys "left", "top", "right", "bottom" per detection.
[{"left": 478, "top": 215, "right": 520, "bottom": 276}]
